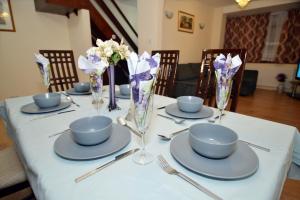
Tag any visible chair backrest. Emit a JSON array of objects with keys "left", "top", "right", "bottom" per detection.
[
  {"left": 151, "top": 50, "right": 179, "bottom": 97},
  {"left": 195, "top": 49, "right": 247, "bottom": 112},
  {"left": 39, "top": 50, "right": 79, "bottom": 92}
]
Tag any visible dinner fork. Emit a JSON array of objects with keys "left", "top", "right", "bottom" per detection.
[{"left": 157, "top": 155, "right": 223, "bottom": 200}]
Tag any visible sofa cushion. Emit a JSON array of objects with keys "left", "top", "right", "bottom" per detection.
[{"left": 176, "top": 63, "right": 200, "bottom": 81}]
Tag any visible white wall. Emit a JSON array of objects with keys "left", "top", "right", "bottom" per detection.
[
  {"left": 0, "top": 0, "right": 71, "bottom": 100},
  {"left": 210, "top": 0, "right": 298, "bottom": 90},
  {"left": 162, "top": 0, "right": 214, "bottom": 63},
  {"left": 0, "top": 0, "right": 92, "bottom": 100},
  {"left": 67, "top": 9, "right": 92, "bottom": 82},
  {"left": 137, "top": 0, "right": 164, "bottom": 53}
]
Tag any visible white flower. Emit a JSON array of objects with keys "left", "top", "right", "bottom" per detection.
[
  {"left": 96, "top": 39, "right": 105, "bottom": 47},
  {"left": 104, "top": 46, "right": 113, "bottom": 57},
  {"left": 107, "top": 39, "right": 119, "bottom": 51},
  {"left": 118, "top": 44, "right": 130, "bottom": 59},
  {"left": 86, "top": 47, "right": 100, "bottom": 58},
  {"left": 101, "top": 57, "right": 109, "bottom": 67}
]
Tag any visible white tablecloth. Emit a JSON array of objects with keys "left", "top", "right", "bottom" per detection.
[{"left": 4, "top": 92, "right": 299, "bottom": 200}]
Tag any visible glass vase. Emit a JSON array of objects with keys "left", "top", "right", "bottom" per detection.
[
  {"left": 107, "top": 64, "right": 118, "bottom": 111},
  {"left": 215, "top": 77, "right": 232, "bottom": 123},
  {"left": 132, "top": 91, "right": 154, "bottom": 165},
  {"left": 89, "top": 72, "right": 103, "bottom": 113}
]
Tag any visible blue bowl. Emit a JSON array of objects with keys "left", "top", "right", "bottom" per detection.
[
  {"left": 33, "top": 93, "right": 61, "bottom": 108},
  {"left": 74, "top": 82, "right": 90, "bottom": 93},
  {"left": 189, "top": 123, "right": 238, "bottom": 159},
  {"left": 119, "top": 84, "right": 130, "bottom": 96},
  {"left": 70, "top": 116, "right": 112, "bottom": 146},
  {"left": 177, "top": 96, "right": 203, "bottom": 113}
]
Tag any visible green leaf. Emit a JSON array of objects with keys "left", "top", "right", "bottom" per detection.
[{"left": 111, "top": 52, "right": 121, "bottom": 65}]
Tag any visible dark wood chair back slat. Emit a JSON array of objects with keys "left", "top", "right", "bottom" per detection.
[
  {"left": 39, "top": 50, "right": 79, "bottom": 92},
  {"left": 195, "top": 49, "right": 247, "bottom": 112},
  {"left": 151, "top": 50, "right": 179, "bottom": 97}
]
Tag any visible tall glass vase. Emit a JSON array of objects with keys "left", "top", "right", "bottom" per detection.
[
  {"left": 107, "top": 64, "right": 118, "bottom": 111},
  {"left": 89, "top": 72, "right": 103, "bottom": 113},
  {"left": 215, "top": 77, "right": 232, "bottom": 123},
  {"left": 132, "top": 91, "right": 154, "bottom": 165}
]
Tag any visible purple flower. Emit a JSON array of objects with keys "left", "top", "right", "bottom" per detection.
[{"left": 276, "top": 73, "right": 286, "bottom": 82}]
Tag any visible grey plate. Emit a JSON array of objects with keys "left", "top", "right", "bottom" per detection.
[
  {"left": 165, "top": 103, "right": 213, "bottom": 119},
  {"left": 54, "top": 124, "right": 131, "bottom": 160},
  {"left": 115, "top": 91, "right": 130, "bottom": 99},
  {"left": 170, "top": 133, "right": 259, "bottom": 180},
  {"left": 66, "top": 88, "right": 92, "bottom": 95},
  {"left": 21, "top": 102, "right": 71, "bottom": 114}
]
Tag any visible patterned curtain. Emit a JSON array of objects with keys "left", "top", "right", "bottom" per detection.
[
  {"left": 275, "top": 9, "right": 300, "bottom": 64},
  {"left": 224, "top": 14, "right": 269, "bottom": 63}
]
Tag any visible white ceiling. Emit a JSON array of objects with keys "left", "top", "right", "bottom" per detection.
[
  {"left": 198, "top": 0, "right": 261, "bottom": 7},
  {"left": 198, "top": 0, "right": 239, "bottom": 7}
]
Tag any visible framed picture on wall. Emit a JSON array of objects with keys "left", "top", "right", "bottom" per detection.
[
  {"left": 0, "top": 0, "right": 15, "bottom": 32},
  {"left": 178, "top": 11, "right": 194, "bottom": 33}
]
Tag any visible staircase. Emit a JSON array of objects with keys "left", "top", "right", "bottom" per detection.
[{"left": 34, "top": 0, "right": 137, "bottom": 84}]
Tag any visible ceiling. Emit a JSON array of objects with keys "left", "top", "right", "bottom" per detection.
[{"left": 198, "top": 0, "right": 260, "bottom": 7}]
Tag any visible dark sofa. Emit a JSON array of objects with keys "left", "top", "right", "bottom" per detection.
[
  {"left": 240, "top": 70, "right": 258, "bottom": 96},
  {"left": 172, "top": 63, "right": 200, "bottom": 97},
  {"left": 172, "top": 63, "right": 258, "bottom": 98}
]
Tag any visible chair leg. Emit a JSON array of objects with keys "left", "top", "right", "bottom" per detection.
[{"left": 0, "top": 181, "right": 31, "bottom": 198}]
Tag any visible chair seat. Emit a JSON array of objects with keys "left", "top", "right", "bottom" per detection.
[{"left": 0, "top": 146, "right": 27, "bottom": 189}]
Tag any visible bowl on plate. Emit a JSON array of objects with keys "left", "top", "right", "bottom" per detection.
[
  {"left": 74, "top": 82, "right": 90, "bottom": 93},
  {"left": 119, "top": 84, "right": 130, "bottom": 96},
  {"left": 189, "top": 123, "right": 238, "bottom": 159},
  {"left": 177, "top": 96, "right": 203, "bottom": 113},
  {"left": 70, "top": 116, "right": 112, "bottom": 146},
  {"left": 33, "top": 93, "right": 61, "bottom": 108}
]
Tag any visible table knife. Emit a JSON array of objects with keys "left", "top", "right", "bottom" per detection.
[
  {"left": 30, "top": 109, "right": 76, "bottom": 121},
  {"left": 75, "top": 148, "right": 139, "bottom": 183}
]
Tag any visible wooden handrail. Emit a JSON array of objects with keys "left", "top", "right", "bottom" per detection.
[{"left": 111, "top": 0, "right": 138, "bottom": 37}]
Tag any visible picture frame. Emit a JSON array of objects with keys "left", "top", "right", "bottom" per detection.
[
  {"left": 178, "top": 11, "right": 194, "bottom": 33},
  {"left": 0, "top": 0, "right": 15, "bottom": 32}
]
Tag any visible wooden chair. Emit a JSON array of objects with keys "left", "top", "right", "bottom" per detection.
[
  {"left": 195, "top": 49, "right": 247, "bottom": 112},
  {"left": 39, "top": 50, "right": 79, "bottom": 92},
  {"left": 0, "top": 102, "right": 33, "bottom": 199},
  {"left": 151, "top": 50, "right": 179, "bottom": 97}
]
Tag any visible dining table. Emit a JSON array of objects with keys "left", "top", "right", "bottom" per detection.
[{"left": 3, "top": 88, "right": 300, "bottom": 200}]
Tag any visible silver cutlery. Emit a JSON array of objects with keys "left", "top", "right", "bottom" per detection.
[
  {"left": 239, "top": 140, "right": 270, "bottom": 152},
  {"left": 61, "top": 92, "right": 80, "bottom": 107},
  {"left": 157, "top": 155, "right": 223, "bottom": 200},
  {"left": 117, "top": 117, "right": 141, "bottom": 138},
  {"left": 48, "top": 128, "right": 70, "bottom": 138},
  {"left": 208, "top": 114, "right": 225, "bottom": 123},
  {"left": 157, "top": 114, "right": 185, "bottom": 124},
  {"left": 125, "top": 106, "right": 133, "bottom": 121},
  {"left": 30, "top": 109, "right": 76, "bottom": 121},
  {"left": 158, "top": 128, "right": 189, "bottom": 141},
  {"left": 75, "top": 148, "right": 139, "bottom": 183},
  {"left": 157, "top": 106, "right": 166, "bottom": 110}
]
